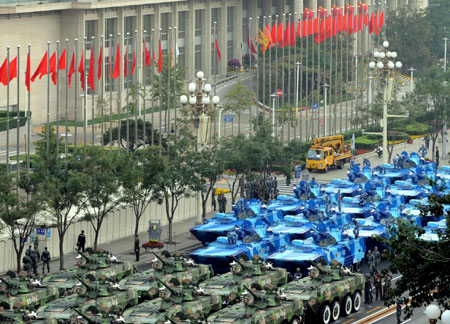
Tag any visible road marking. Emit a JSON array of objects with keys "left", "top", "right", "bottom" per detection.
[
  {"left": 352, "top": 306, "right": 394, "bottom": 324},
  {"left": 365, "top": 306, "right": 383, "bottom": 314},
  {"left": 342, "top": 318, "right": 356, "bottom": 324}
]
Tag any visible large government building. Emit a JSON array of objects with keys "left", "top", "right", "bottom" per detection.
[{"left": 0, "top": 0, "right": 428, "bottom": 124}]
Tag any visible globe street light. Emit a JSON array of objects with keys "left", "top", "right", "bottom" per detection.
[
  {"left": 442, "top": 310, "right": 450, "bottom": 324},
  {"left": 369, "top": 41, "right": 403, "bottom": 164},
  {"left": 425, "top": 304, "right": 441, "bottom": 324},
  {"left": 180, "top": 71, "right": 220, "bottom": 145}
]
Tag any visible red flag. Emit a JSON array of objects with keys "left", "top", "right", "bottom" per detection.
[
  {"left": 277, "top": 23, "right": 284, "bottom": 48},
  {"left": 78, "top": 51, "right": 85, "bottom": 91},
  {"left": 58, "top": 50, "right": 66, "bottom": 71},
  {"left": 326, "top": 15, "right": 332, "bottom": 39},
  {"left": 124, "top": 49, "right": 128, "bottom": 78},
  {"left": 143, "top": 39, "right": 150, "bottom": 67},
  {"left": 348, "top": 7, "right": 353, "bottom": 34},
  {"left": 68, "top": 51, "right": 75, "bottom": 88},
  {"left": 130, "top": 50, "right": 136, "bottom": 75},
  {"left": 290, "top": 21, "right": 296, "bottom": 46},
  {"left": 369, "top": 13, "right": 374, "bottom": 34},
  {"left": 364, "top": 13, "right": 369, "bottom": 26},
  {"left": 158, "top": 39, "right": 163, "bottom": 74},
  {"left": 88, "top": 47, "right": 95, "bottom": 91},
  {"left": 112, "top": 44, "right": 120, "bottom": 79},
  {"left": 271, "top": 22, "right": 277, "bottom": 45},
  {"left": 315, "top": 17, "right": 325, "bottom": 43},
  {"left": 338, "top": 8, "right": 342, "bottom": 33},
  {"left": 374, "top": 10, "right": 379, "bottom": 35},
  {"left": 343, "top": 12, "right": 347, "bottom": 32},
  {"left": 358, "top": 6, "right": 364, "bottom": 31},
  {"left": 0, "top": 59, "right": 7, "bottom": 85},
  {"left": 251, "top": 41, "right": 257, "bottom": 54},
  {"left": 297, "top": 20, "right": 302, "bottom": 38},
  {"left": 380, "top": 10, "right": 385, "bottom": 29},
  {"left": 265, "top": 24, "right": 273, "bottom": 46},
  {"left": 31, "top": 51, "right": 48, "bottom": 82},
  {"left": 25, "top": 53, "right": 30, "bottom": 92},
  {"left": 284, "top": 22, "right": 290, "bottom": 47},
  {"left": 215, "top": 38, "right": 222, "bottom": 61},
  {"left": 314, "top": 16, "right": 319, "bottom": 34},
  {"left": 308, "top": 11, "right": 314, "bottom": 35},
  {"left": 50, "top": 50, "right": 66, "bottom": 85},
  {"left": 97, "top": 46, "right": 102, "bottom": 81}
]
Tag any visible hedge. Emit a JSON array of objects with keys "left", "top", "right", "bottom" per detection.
[
  {"left": 395, "top": 122, "right": 428, "bottom": 136},
  {"left": 355, "top": 135, "right": 380, "bottom": 150},
  {"left": 0, "top": 116, "right": 27, "bottom": 131},
  {"left": 343, "top": 129, "right": 363, "bottom": 141},
  {"left": 0, "top": 110, "right": 27, "bottom": 118}
]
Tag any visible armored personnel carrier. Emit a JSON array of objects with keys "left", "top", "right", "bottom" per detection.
[
  {"left": 207, "top": 283, "right": 303, "bottom": 324},
  {"left": 42, "top": 249, "right": 135, "bottom": 294},
  {"left": 199, "top": 256, "right": 288, "bottom": 304},
  {"left": 122, "top": 278, "right": 222, "bottom": 323},
  {"left": 0, "top": 274, "right": 59, "bottom": 310},
  {"left": 119, "top": 251, "right": 211, "bottom": 299},
  {"left": 280, "top": 261, "right": 365, "bottom": 324}
]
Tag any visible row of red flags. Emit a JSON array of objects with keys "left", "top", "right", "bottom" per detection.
[
  {"left": 257, "top": 6, "right": 385, "bottom": 53},
  {"left": 1, "top": 38, "right": 164, "bottom": 92}
]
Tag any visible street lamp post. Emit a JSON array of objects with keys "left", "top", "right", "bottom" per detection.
[
  {"left": 369, "top": 40, "right": 403, "bottom": 164},
  {"left": 271, "top": 94, "right": 276, "bottom": 138},
  {"left": 408, "top": 67, "right": 416, "bottom": 92},
  {"left": 180, "top": 71, "right": 220, "bottom": 224}
]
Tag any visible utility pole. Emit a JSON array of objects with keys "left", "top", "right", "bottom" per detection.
[{"left": 408, "top": 67, "right": 415, "bottom": 92}]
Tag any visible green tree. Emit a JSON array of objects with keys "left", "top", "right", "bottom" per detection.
[
  {"left": 191, "top": 145, "right": 225, "bottom": 221},
  {"left": 379, "top": 191, "right": 450, "bottom": 318},
  {"left": 386, "top": 8, "right": 436, "bottom": 71},
  {"left": 223, "top": 79, "right": 254, "bottom": 134},
  {"left": 155, "top": 130, "right": 202, "bottom": 243},
  {"left": 32, "top": 128, "right": 89, "bottom": 270},
  {"left": 80, "top": 146, "right": 126, "bottom": 251},
  {"left": 120, "top": 147, "right": 164, "bottom": 236},
  {"left": 149, "top": 61, "right": 186, "bottom": 132},
  {"left": 102, "top": 119, "right": 164, "bottom": 152},
  {"left": 0, "top": 169, "right": 41, "bottom": 272}
]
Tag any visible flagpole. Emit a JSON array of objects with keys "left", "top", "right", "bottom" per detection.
[
  {"left": 90, "top": 37, "right": 95, "bottom": 146},
  {"left": 305, "top": 10, "right": 309, "bottom": 141},
  {"left": 248, "top": 17, "right": 252, "bottom": 137},
  {"left": 173, "top": 26, "right": 178, "bottom": 139},
  {"left": 300, "top": 12, "right": 304, "bottom": 142},
  {"left": 83, "top": 37, "right": 87, "bottom": 148},
  {"left": 5, "top": 46, "right": 9, "bottom": 169},
  {"left": 281, "top": 13, "right": 286, "bottom": 142},
  {"left": 274, "top": 14, "right": 278, "bottom": 138},
  {"left": 213, "top": 21, "right": 218, "bottom": 138},
  {"left": 117, "top": 32, "right": 122, "bottom": 151},
  {"left": 293, "top": 11, "right": 297, "bottom": 141},
  {"left": 158, "top": 28, "right": 162, "bottom": 147},
  {"left": 134, "top": 29, "right": 139, "bottom": 150},
  {"left": 167, "top": 27, "right": 171, "bottom": 135},
  {"left": 151, "top": 29, "right": 155, "bottom": 146},
  {"left": 262, "top": 16, "right": 266, "bottom": 113},
  {"left": 109, "top": 34, "right": 113, "bottom": 151},
  {"left": 310, "top": 10, "right": 315, "bottom": 141},
  {"left": 318, "top": 9, "right": 322, "bottom": 138},
  {"left": 256, "top": 16, "right": 259, "bottom": 129},
  {"left": 56, "top": 40, "right": 60, "bottom": 154},
  {"left": 74, "top": 39, "right": 78, "bottom": 151},
  {"left": 334, "top": 9, "right": 338, "bottom": 135},
  {"left": 27, "top": 44, "right": 31, "bottom": 176},
  {"left": 340, "top": 7, "right": 343, "bottom": 135},
  {"left": 16, "top": 45, "right": 20, "bottom": 178},
  {"left": 46, "top": 41, "right": 50, "bottom": 157},
  {"left": 125, "top": 32, "right": 130, "bottom": 154},
  {"left": 100, "top": 34, "right": 104, "bottom": 149},
  {"left": 287, "top": 12, "right": 292, "bottom": 142},
  {"left": 142, "top": 30, "right": 147, "bottom": 149},
  {"left": 345, "top": 7, "right": 349, "bottom": 132},
  {"left": 65, "top": 39, "right": 69, "bottom": 163},
  {"left": 329, "top": 11, "right": 333, "bottom": 136},
  {"left": 268, "top": 15, "right": 272, "bottom": 132}
]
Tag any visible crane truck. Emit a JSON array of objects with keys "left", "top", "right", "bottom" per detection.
[{"left": 305, "top": 135, "right": 353, "bottom": 173}]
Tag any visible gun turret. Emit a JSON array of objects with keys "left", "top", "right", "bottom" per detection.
[
  {"left": 76, "top": 249, "right": 90, "bottom": 262},
  {"left": 231, "top": 256, "right": 251, "bottom": 271},
  {"left": 157, "top": 279, "right": 181, "bottom": 297},
  {"left": 74, "top": 275, "right": 91, "bottom": 290},
  {"left": 151, "top": 252, "right": 166, "bottom": 265}
]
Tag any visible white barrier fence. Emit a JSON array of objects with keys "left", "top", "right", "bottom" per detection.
[{"left": 0, "top": 194, "right": 205, "bottom": 273}]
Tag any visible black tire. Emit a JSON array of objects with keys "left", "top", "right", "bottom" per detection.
[
  {"left": 331, "top": 301, "right": 340, "bottom": 322},
  {"left": 324, "top": 165, "right": 329, "bottom": 173},
  {"left": 342, "top": 295, "right": 353, "bottom": 317},
  {"left": 355, "top": 262, "right": 361, "bottom": 272},
  {"left": 320, "top": 304, "right": 332, "bottom": 324},
  {"left": 337, "top": 162, "right": 343, "bottom": 169},
  {"left": 352, "top": 291, "right": 362, "bottom": 313}
]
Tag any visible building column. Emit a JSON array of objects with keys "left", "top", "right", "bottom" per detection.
[
  {"left": 249, "top": 0, "right": 258, "bottom": 37},
  {"left": 235, "top": 2, "right": 243, "bottom": 69},
  {"left": 204, "top": 0, "right": 212, "bottom": 78},
  {"left": 136, "top": 7, "right": 143, "bottom": 87},
  {"left": 219, "top": 1, "right": 227, "bottom": 75},
  {"left": 186, "top": 0, "right": 195, "bottom": 79}
]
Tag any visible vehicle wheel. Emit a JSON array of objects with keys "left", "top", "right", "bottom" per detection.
[
  {"left": 308, "top": 169, "right": 312, "bottom": 172},
  {"left": 337, "top": 162, "right": 343, "bottom": 169},
  {"left": 320, "top": 304, "right": 331, "bottom": 324},
  {"left": 290, "top": 316, "right": 301, "bottom": 324},
  {"left": 355, "top": 262, "right": 361, "bottom": 272},
  {"left": 331, "top": 301, "right": 340, "bottom": 322},
  {"left": 352, "top": 291, "right": 362, "bottom": 313},
  {"left": 324, "top": 166, "right": 329, "bottom": 173},
  {"left": 342, "top": 295, "right": 353, "bottom": 317}
]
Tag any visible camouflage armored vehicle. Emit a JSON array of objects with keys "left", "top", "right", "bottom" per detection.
[
  {"left": 207, "top": 284, "right": 303, "bottom": 324},
  {"left": 199, "top": 256, "right": 288, "bottom": 304},
  {"left": 122, "top": 278, "right": 222, "bottom": 324},
  {"left": 34, "top": 275, "right": 138, "bottom": 322},
  {"left": 0, "top": 275, "right": 59, "bottom": 310},
  {"left": 280, "top": 261, "right": 365, "bottom": 324},
  {"left": 41, "top": 250, "right": 135, "bottom": 294},
  {"left": 118, "top": 251, "right": 211, "bottom": 300}
]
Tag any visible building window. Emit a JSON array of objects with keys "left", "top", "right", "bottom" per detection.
[
  {"left": 227, "top": 40, "right": 233, "bottom": 62},
  {"left": 195, "top": 9, "right": 204, "bottom": 37},
  {"left": 161, "top": 12, "right": 172, "bottom": 42},
  {"left": 105, "top": 18, "right": 117, "bottom": 46},
  {"left": 227, "top": 7, "right": 234, "bottom": 33},
  {"left": 124, "top": 16, "right": 136, "bottom": 89},
  {"left": 143, "top": 14, "right": 154, "bottom": 34},
  {"left": 178, "top": 11, "right": 187, "bottom": 40},
  {"left": 195, "top": 44, "right": 202, "bottom": 72}
]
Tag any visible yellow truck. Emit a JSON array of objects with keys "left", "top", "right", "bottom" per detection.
[{"left": 305, "top": 135, "right": 353, "bottom": 172}]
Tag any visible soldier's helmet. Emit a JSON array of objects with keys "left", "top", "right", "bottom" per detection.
[
  {"left": 161, "top": 250, "right": 172, "bottom": 259},
  {"left": 330, "top": 259, "right": 342, "bottom": 269},
  {"left": 309, "top": 266, "right": 319, "bottom": 279},
  {"left": 242, "top": 291, "right": 254, "bottom": 305},
  {"left": 230, "top": 262, "right": 242, "bottom": 274},
  {"left": 252, "top": 255, "right": 261, "bottom": 264},
  {"left": 239, "top": 254, "right": 249, "bottom": 262}
]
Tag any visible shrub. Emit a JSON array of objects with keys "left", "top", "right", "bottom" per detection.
[
  {"left": 355, "top": 135, "right": 379, "bottom": 150},
  {"left": 228, "top": 59, "right": 241, "bottom": 67}
]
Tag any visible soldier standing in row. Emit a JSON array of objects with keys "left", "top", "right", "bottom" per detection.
[
  {"left": 26, "top": 245, "right": 38, "bottom": 276},
  {"left": 373, "top": 246, "right": 381, "bottom": 268},
  {"left": 383, "top": 272, "right": 392, "bottom": 300},
  {"left": 211, "top": 188, "right": 217, "bottom": 211},
  {"left": 364, "top": 273, "right": 373, "bottom": 304},
  {"left": 374, "top": 271, "right": 382, "bottom": 300},
  {"left": 294, "top": 268, "right": 302, "bottom": 280},
  {"left": 218, "top": 193, "right": 227, "bottom": 213},
  {"left": 337, "top": 190, "right": 343, "bottom": 213},
  {"left": 77, "top": 230, "right": 86, "bottom": 252},
  {"left": 367, "top": 250, "right": 376, "bottom": 276},
  {"left": 41, "top": 247, "right": 51, "bottom": 275}
]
